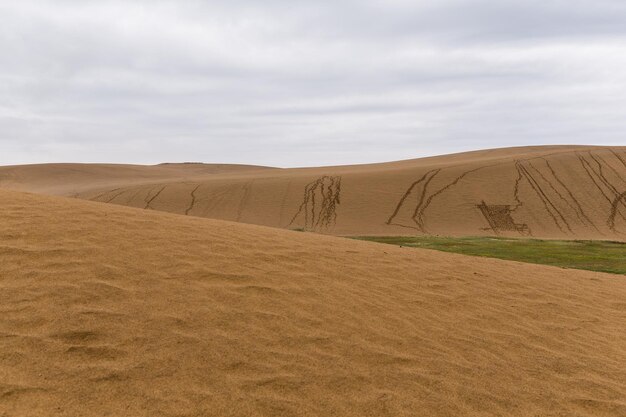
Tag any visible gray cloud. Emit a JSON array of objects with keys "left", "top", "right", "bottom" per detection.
[{"left": 1, "top": 0, "right": 625, "bottom": 166}]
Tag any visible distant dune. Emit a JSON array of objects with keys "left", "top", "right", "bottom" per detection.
[
  {"left": 3, "top": 145, "right": 625, "bottom": 240},
  {"left": 1, "top": 188, "right": 625, "bottom": 416},
  {"left": 0, "top": 162, "right": 274, "bottom": 195}
]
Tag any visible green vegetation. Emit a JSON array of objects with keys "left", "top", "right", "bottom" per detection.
[{"left": 354, "top": 236, "right": 626, "bottom": 275}]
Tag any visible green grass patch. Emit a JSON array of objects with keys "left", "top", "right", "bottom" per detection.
[{"left": 353, "top": 236, "right": 626, "bottom": 275}]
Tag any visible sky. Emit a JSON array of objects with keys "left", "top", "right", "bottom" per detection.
[{"left": 1, "top": 0, "right": 626, "bottom": 167}]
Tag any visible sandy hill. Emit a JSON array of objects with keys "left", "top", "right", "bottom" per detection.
[
  {"left": 1, "top": 188, "right": 625, "bottom": 416},
  {"left": 2, "top": 145, "right": 625, "bottom": 239},
  {"left": 0, "top": 162, "right": 275, "bottom": 195}
]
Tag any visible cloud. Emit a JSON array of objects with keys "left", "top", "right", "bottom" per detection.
[{"left": 0, "top": 0, "right": 625, "bottom": 166}]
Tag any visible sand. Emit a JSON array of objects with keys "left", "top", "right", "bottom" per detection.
[
  {"left": 2, "top": 145, "right": 625, "bottom": 240},
  {"left": 1, "top": 188, "right": 625, "bottom": 416},
  {"left": 0, "top": 162, "right": 274, "bottom": 195}
]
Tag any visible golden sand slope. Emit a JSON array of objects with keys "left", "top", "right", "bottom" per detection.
[
  {"left": 5, "top": 145, "right": 624, "bottom": 240},
  {"left": 0, "top": 162, "right": 275, "bottom": 195},
  {"left": 1, "top": 189, "right": 625, "bottom": 416}
]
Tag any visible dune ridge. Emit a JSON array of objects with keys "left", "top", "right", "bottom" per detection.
[{"left": 1, "top": 189, "right": 625, "bottom": 416}]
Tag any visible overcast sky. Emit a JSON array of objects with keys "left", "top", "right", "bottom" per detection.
[{"left": 1, "top": 0, "right": 625, "bottom": 167}]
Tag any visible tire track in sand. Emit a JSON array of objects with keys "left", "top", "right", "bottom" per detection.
[
  {"left": 527, "top": 159, "right": 597, "bottom": 232},
  {"left": 387, "top": 164, "right": 495, "bottom": 232},
  {"left": 185, "top": 184, "right": 202, "bottom": 216},
  {"left": 515, "top": 161, "right": 571, "bottom": 234},
  {"left": 289, "top": 176, "right": 341, "bottom": 230},
  {"left": 144, "top": 185, "right": 167, "bottom": 210},
  {"left": 608, "top": 191, "right": 626, "bottom": 233}
]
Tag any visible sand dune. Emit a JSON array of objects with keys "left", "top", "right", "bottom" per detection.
[
  {"left": 0, "top": 162, "right": 275, "bottom": 195},
  {"left": 1, "top": 188, "right": 625, "bottom": 416},
  {"left": 3, "top": 145, "right": 624, "bottom": 240}
]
